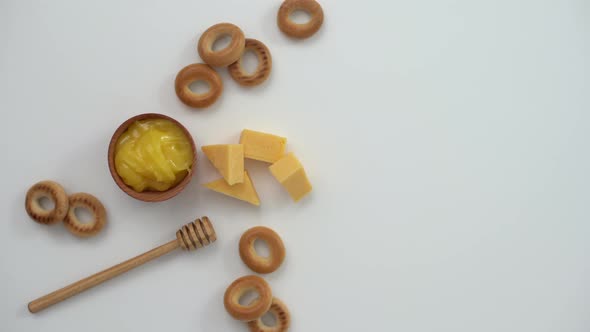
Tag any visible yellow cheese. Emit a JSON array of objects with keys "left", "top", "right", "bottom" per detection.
[
  {"left": 202, "top": 144, "right": 244, "bottom": 185},
  {"left": 269, "top": 153, "right": 312, "bottom": 202},
  {"left": 239, "top": 129, "right": 287, "bottom": 163},
  {"left": 203, "top": 171, "right": 260, "bottom": 206}
]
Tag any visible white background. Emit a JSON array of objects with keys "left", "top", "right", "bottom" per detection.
[{"left": 1, "top": 0, "right": 588, "bottom": 331}]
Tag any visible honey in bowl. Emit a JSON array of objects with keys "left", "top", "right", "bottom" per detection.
[{"left": 114, "top": 119, "right": 194, "bottom": 192}]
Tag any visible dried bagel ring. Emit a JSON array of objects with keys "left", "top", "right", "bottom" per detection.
[
  {"left": 247, "top": 297, "right": 291, "bottom": 332},
  {"left": 175, "top": 63, "right": 223, "bottom": 108},
  {"left": 63, "top": 193, "right": 106, "bottom": 237},
  {"left": 239, "top": 227, "right": 285, "bottom": 274},
  {"left": 228, "top": 39, "right": 272, "bottom": 87},
  {"left": 277, "top": 0, "right": 324, "bottom": 39},
  {"left": 224, "top": 275, "right": 273, "bottom": 322},
  {"left": 198, "top": 23, "right": 245, "bottom": 67},
  {"left": 25, "top": 180, "right": 69, "bottom": 225}
]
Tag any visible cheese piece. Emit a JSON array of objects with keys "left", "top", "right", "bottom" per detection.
[
  {"left": 202, "top": 144, "right": 244, "bottom": 185},
  {"left": 269, "top": 153, "right": 312, "bottom": 202},
  {"left": 203, "top": 171, "right": 260, "bottom": 206},
  {"left": 239, "top": 129, "right": 287, "bottom": 163}
]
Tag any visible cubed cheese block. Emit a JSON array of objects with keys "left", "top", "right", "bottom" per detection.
[
  {"left": 239, "top": 129, "right": 287, "bottom": 163},
  {"left": 202, "top": 144, "right": 244, "bottom": 185},
  {"left": 269, "top": 153, "right": 312, "bottom": 202},
  {"left": 203, "top": 171, "right": 260, "bottom": 206}
]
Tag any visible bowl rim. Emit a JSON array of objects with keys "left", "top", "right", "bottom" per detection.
[{"left": 107, "top": 113, "right": 197, "bottom": 202}]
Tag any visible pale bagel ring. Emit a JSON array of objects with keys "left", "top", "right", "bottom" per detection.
[
  {"left": 247, "top": 297, "right": 291, "bottom": 332},
  {"left": 25, "top": 180, "right": 69, "bottom": 225},
  {"left": 224, "top": 275, "right": 273, "bottom": 322},
  {"left": 228, "top": 39, "right": 272, "bottom": 87},
  {"left": 175, "top": 63, "right": 223, "bottom": 108},
  {"left": 63, "top": 193, "right": 106, "bottom": 237},
  {"left": 198, "top": 23, "right": 245, "bottom": 67},
  {"left": 239, "top": 226, "right": 285, "bottom": 274},
  {"left": 277, "top": 0, "right": 324, "bottom": 39}
]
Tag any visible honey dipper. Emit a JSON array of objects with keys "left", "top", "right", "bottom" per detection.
[{"left": 28, "top": 217, "right": 216, "bottom": 313}]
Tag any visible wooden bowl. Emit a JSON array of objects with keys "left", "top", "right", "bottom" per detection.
[{"left": 107, "top": 113, "right": 197, "bottom": 202}]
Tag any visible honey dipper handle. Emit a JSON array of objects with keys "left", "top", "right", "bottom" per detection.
[{"left": 28, "top": 239, "right": 180, "bottom": 313}]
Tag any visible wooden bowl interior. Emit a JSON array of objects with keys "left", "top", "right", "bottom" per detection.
[{"left": 108, "top": 113, "right": 197, "bottom": 202}]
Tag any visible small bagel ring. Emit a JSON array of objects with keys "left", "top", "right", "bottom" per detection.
[
  {"left": 247, "top": 297, "right": 291, "bottom": 332},
  {"left": 240, "top": 226, "right": 286, "bottom": 274},
  {"left": 277, "top": 0, "right": 324, "bottom": 39},
  {"left": 25, "top": 180, "right": 69, "bottom": 225},
  {"left": 224, "top": 275, "right": 273, "bottom": 322},
  {"left": 175, "top": 63, "right": 223, "bottom": 108},
  {"left": 63, "top": 193, "right": 106, "bottom": 237},
  {"left": 198, "top": 23, "right": 246, "bottom": 67},
  {"left": 228, "top": 39, "right": 272, "bottom": 87}
]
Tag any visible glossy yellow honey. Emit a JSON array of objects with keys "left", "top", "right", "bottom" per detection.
[{"left": 115, "top": 119, "right": 193, "bottom": 192}]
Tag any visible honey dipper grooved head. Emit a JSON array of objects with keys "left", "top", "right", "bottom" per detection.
[{"left": 176, "top": 217, "right": 216, "bottom": 251}]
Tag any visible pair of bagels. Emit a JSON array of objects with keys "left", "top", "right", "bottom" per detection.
[
  {"left": 176, "top": 23, "right": 272, "bottom": 108},
  {"left": 25, "top": 180, "right": 106, "bottom": 237},
  {"left": 224, "top": 276, "right": 291, "bottom": 332}
]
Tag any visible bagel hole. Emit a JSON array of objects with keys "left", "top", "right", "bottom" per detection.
[
  {"left": 188, "top": 80, "right": 210, "bottom": 95},
  {"left": 261, "top": 311, "right": 277, "bottom": 327},
  {"left": 241, "top": 50, "right": 259, "bottom": 75},
  {"left": 212, "top": 34, "right": 232, "bottom": 51},
  {"left": 254, "top": 239, "right": 270, "bottom": 258},
  {"left": 38, "top": 196, "right": 55, "bottom": 210},
  {"left": 239, "top": 289, "right": 260, "bottom": 306},
  {"left": 74, "top": 207, "right": 94, "bottom": 224},
  {"left": 290, "top": 9, "right": 311, "bottom": 24}
]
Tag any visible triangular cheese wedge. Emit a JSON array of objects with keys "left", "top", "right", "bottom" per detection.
[
  {"left": 202, "top": 144, "right": 244, "bottom": 185},
  {"left": 203, "top": 171, "right": 260, "bottom": 206}
]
